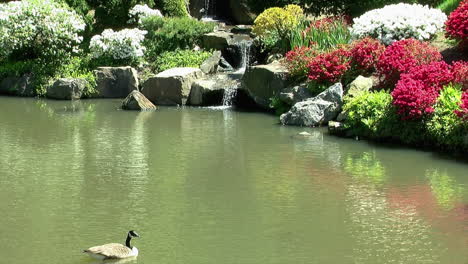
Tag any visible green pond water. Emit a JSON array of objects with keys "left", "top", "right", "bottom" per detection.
[{"left": 0, "top": 96, "right": 467, "bottom": 264}]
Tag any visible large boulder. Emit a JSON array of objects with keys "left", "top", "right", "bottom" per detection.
[
  {"left": 188, "top": 74, "right": 241, "bottom": 106},
  {"left": 122, "top": 90, "right": 157, "bottom": 111},
  {"left": 346, "top": 75, "right": 373, "bottom": 98},
  {"left": 279, "top": 82, "right": 313, "bottom": 105},
  {"left": 280, "top": 83, "right": 344, "bottom": 127},
  {"left": 94, "top": 66, "right": 139, "bottom": 98},
  {"left": 46, "top": 78, "right": 88, "bottom": 100},
  {"left": 202, "top": 31, "right": 235, "bottom": 51},
  {"left": 200, "top": 50, "right": 222, "bottom": 74},
  {"left": 242, "top": 61, "right": 289, "bottom": 109},
  {"left": 229, "top": 0, "right": 256, "bottom": 25},
  {"left": 0, "top": 74, "right": 35, "bottom": 96},
  {"left": 142, "top": 67, "right": 203, "bottom": 106}
]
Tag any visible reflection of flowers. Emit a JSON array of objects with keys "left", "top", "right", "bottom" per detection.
[
  {"left": 344, "top": 152, "right": 386, "bottom": 185},
  {"left": 426, "top": 169, "right": 463, "bottom": 210}
]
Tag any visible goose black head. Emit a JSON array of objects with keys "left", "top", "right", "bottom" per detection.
[{"left": 129, "top": 230, "right": 140, "bottom": 238}]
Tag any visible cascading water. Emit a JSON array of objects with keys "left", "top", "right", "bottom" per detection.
[
  {"left": 201, "top": 0, "right": 216, "bottom": 20},
  {"left": 221, "top": 40, "right": 252, "bottom": 107}
]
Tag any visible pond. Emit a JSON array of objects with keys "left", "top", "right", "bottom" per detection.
[{"left": 0, "top": 97, "right": 467, "bottom": 264}]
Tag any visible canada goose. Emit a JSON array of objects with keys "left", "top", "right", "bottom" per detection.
[{"left": 83, "top": 230, "right": 140, "bottom": 260}]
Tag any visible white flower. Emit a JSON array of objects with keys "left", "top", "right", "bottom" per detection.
[
  {"left": 128, "top": 4, "right": 163, "bottom": 24},
  {"left": 89, "top": 28, "right": 147, "bottom": 62},
  {"left": 0, "top": 0, "right": 85, "bottom": 59},
  {"left": 351, "top": 3, "right": 447, "bottom": 45}
]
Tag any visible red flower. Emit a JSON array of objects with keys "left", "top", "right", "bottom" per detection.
[
  {"left": 350, "top": 37, "right": 385, "bottom": 73},
  {"left": 307, "top": 47, "right": 351, "bottom": 84},
  {"left": 445, "top": 0, "right": 468, "bottom": 44},
  {"left": 377, "top": 39, "right": 442, "bottom": 88},
  {"left": 392, "top": 61, "right": 453, "bottom": 120},
  {"left": 284, "top": 46, "right": 317, "bottom": 79},
  {"left": 452, "top": 60, "right": 468, "bottom": 90}
]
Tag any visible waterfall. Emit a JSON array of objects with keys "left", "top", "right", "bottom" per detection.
[
  {"left": 222, "top": 84, "right": 237, "bottom": 106},
  {"left": 234, "top": 41, "right": 252, "bottom": 74},
  {"left": 202, "top": 0, "right": 215, "bottom": 20}
]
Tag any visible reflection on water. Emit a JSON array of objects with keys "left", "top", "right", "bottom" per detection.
[{"left": 0, "top": 97, "right": 467, "bottom": 264}]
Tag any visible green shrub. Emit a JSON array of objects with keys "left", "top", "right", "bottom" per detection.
[
  {"left": 343, "top": 90, "right": 395, "bottom": 137},
  {"left": 159, "top": 0, "right": 188, "bottom": 17},
  {"left": 141, "top": 16, "right": 215, "bottom": 58},
  {"left": 0, "top": 60, "right": 37, "bottom": 79},
  {"left": 152, "top": 49, "right": 212, "bottom": 72},
  {"left": 426, "top": 84, "right": 468, "bottom": 149},
  {"left": 437, "top": 0, "right": 462, "bottom": 13},
  {"left": 51, "top": 56, "right": 97, "bottom": 95}
]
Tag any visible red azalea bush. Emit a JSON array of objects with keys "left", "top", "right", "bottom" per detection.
[
  {"left": 452, "top": 60, "right": 468, "bottom": 90},
  {"left": 392, "top": 61, "right": 453, "bottom": 119},
  {"left": 377, "top": 39, "right": 442, "bottom": 88},
  {"left": 455, "top": 91, "right": 468, "bottom": 119},
  {"left": 349, "top": 37, "right": 385, "bottom": 73},
  {"left": 307, "top": 47, "right": 351, "bottom": 84},
  {"left": 445, "top": 0, "right": 468, "bottom": 46},
  {"left": 284, "top": 46, "right": 317, "bottom": 80}
]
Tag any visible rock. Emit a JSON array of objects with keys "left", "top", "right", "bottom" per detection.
[
  {"left": 0, "top": 74, "right": 35, "bottom": 96},
  {"left": 219, "top": 57, "right": 234, "bottom": 72},
  {"left": 280, "top": 83, "right": 344, "bottom": 127},
  {"left": 231, "top": 25, "right": 252, "bottom": 35},
  {"left": 266, "top": 53, "right": 283, "bottom": 64},
  {"left": 122, "top": 90, "right": 157, "bottom": 111},
  {"left": 94, "top": 66, "right": 139, "bottom": 98},
  {"left": 336, "top": 111, "right": 349, "bottom": 122},
  {"left": 142, "top": 67, "right": 203, "bottom": 106},
  {"left": 229, "top": 0, "right": 257, "bottom": 25},
  {"left": 242, "top": 61, "right": 289, "bottom": 109},
  {"left": 46, "top": 78, "right": 88, "bottom": 100},
  {"left": 188, "top": 78, "right": 223, "bottom": 106},
  {"left": 328, "top": 121, "right": 347, "bottom": 135},
  {"left": 346, "top": 75, "right": 373, "bottom": 98},
  {"left": 200, "top": 51, "right": 222, "bottom": 74},
  {"left": 279, "top": 83, "right": 313, "bottom": 105},
  {"left": 202, "top": 31, "right": 235, "bottom": 51}
]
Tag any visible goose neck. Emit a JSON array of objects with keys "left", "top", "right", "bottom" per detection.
[{"left": 125, "top": 234, "right": 132, "bottom": 249}]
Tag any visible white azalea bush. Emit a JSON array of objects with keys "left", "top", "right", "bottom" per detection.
[
  {"left": 351, "top": 3, "right": 447, "bottom": 45},
  {"left": 0, "top": 0, "right": 85, "bottom": 61},
  {"left": 128, "top": 4, "right": 163, "bottom": 24},
  {"left": 89, "top": 28, "right": 148, "bottom": 66}
]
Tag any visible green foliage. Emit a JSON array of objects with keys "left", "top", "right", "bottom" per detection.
[
  {"left": 159, "top": 0, "right": 188, "bottom": 17},
  {"left": 437, "top": 0, "right": 462, "bottom": 14},
  {"left": 343, "top": 90, "right": 395, "bottom": 137},
  {"left": 426, "top": 84, "right": 468, "bottom": 149},
  {"left": 141, "top": 16, "right": 215, "bottom": 58},
  {"left": 0, "top": 60, "right": 37, "bottom": 79},
  {"left": 152, "top": 49, "right": 212, "bottom": 72},
  {"left": 289, "top": 18, "right": 351, "bottom": 52},
  {"left": 51, "top": 56, "right": 97, "bottom": 95},
  {"left": 269, "top": 95, "right": 292, "bottom": 115}
]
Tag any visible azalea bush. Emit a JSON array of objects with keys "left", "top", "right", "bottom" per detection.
[
  {"left": 307, "top": 47, "right": 351, "bottom": 94},
  {"left": 377, "top": 39, "right": 442, "bottom": 88},
  {"left": 392, "top": 61, "right": 453, "bottom": 120},
  {"left": 89, "top": 28, "right": 147, "bottom": 66},
  {"left": 349, "top": 38, "right": 385, "bottom": 74},
  {"left": 128, "top": 4, "right": 162, "bottom": 24},
  {"left": 445, "top": 0, "right": 468, "bottom": 48},
  {"left": 0, "top": 0, "right": 85, "bottom": 62},
  {"left": 351, "top": 3, "right": 447, "bottom": 45},
  {"left": 283, "top": 46, "right": 317, "bottom": 81},
  {"left": 455, "top": 91, "right": 468, "bottom": 119},
  {"left": 289, "top": 16, "right": 351, "bottom": 52}
]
